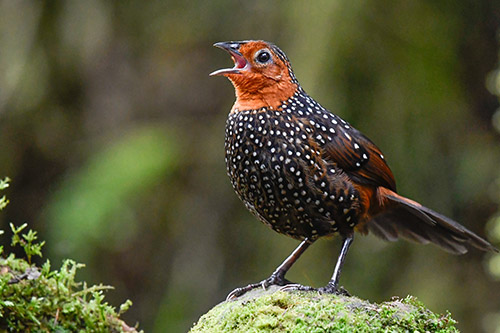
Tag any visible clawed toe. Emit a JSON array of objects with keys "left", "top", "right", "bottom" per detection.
[
  {"left": 278, "top": 283, "right": 315, "bottom": 292},
  {"left": 317, "top": 285, "right": 350, "bottom": 296},
  {"left": 333, "top": 286, "right": 350, "bottom": 296},
  {"left": 227, "top": 280, "right": 350, "bottom": 300},
  {"left": 279, "top": 283, "right": 350, "bottom": 296},
  {"left": 226, "top": 282, "right": 262, "bottom": 300},
  {"left": 226, "top": 274, "right": 294, "bottom": 300}
]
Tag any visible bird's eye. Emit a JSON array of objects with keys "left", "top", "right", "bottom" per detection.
[{"left": 255, "top": 50, "right": 272, "bottom": 64}]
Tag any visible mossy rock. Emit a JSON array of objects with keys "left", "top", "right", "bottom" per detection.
[
  {"left": 0, "top": 223, "right": 140, "bottom": 332},
  {"left": 190, "top": 286, "right": 458, "bottom": 332}
]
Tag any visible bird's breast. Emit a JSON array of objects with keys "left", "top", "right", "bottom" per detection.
[{"left": 224, "top": 104, "right": 362, "bottom": 239}]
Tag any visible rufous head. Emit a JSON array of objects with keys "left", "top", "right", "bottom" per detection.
[{"left": 210, "top": 40, "right": 299, "bottom": 111}]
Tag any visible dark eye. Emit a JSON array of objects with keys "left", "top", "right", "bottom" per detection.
[{"left": 256, "top": 50, "right": 271, "bottom": 64}]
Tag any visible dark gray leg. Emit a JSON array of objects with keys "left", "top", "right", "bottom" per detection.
[
  {"left": 226, "top": 238, "right": 313, "bottom": 300},
  {"left": 280, "top": 234, "right": 354, "bottom": 295},
  {"left": 321, "top": 234, "right": 353, "bottom": 294}
]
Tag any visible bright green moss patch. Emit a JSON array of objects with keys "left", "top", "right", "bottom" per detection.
[
  {"left": 0, "top": 180, "right": 140, "bottom": 331},
  {"left": 190, "top": 286, "right": 458, "bottom": 332},
  {"left": 0, "top": 223, "right": 140, "bottom": 332}
]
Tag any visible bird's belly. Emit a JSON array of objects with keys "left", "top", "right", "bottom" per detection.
[{"left": 225, "top": 111, "right": 360, "bottom": 239}]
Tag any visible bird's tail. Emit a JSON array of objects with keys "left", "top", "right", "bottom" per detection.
[{"left": 367, "top": 187, "right": 498, "bottom": 254}]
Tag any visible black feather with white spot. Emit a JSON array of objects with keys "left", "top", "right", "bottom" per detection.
[{"left": 224, "top": 89, "right": 376, "bottom": 240}]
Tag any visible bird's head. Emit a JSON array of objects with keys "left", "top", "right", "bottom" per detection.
[{"left": 210, "top": 40, "right": 299, "bottom": 111}]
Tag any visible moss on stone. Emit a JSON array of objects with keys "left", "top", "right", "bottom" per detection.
[
  {"left": 190, "top": 286, "right": 458, "bottom": 332},
  {"left": 0, "top": 178, "right": 140, "bottom": 332},
  {"left": 0, "top": 224, "right": 141, "bottom": 332}
]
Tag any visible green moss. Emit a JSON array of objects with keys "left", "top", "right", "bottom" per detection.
[
  {"left": 190, "top": 286, "right": 458, "bottom": 332},
  {"left": 0, "top": 225, "right": 140, "bottom": 332},
  {"left": 0, "top": 180, "right": 141, "bottom": 331},
  {"left": 0, "top": 177, "right": 9, "bottom": 211}
]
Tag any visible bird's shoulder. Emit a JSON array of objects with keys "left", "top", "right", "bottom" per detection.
[{"left": 287, "top": 94, "right": 396, "bottom": 191}]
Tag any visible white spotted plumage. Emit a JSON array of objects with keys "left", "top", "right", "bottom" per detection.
[{"left": 225, "top": 89, "right": 362, "bottom": 240}]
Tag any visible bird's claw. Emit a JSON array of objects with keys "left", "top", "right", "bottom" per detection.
[
  {"left": 279, "top": 283, "right": 350, "bottom": 296},
  {"left": 333, "top": 286, "right": 350, "bottom": 296},
  {"left": 278, "top": 283, "right": 315, "bottom": 292},
  {"left": 226, "top": 273, "right": 293, "bottom": 300},
  {"left": 226, "top": 282, "right": 262, "bottom": 301}
]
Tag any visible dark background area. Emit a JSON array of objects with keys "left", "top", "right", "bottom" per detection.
[{"left": 1, "top": 1, "right": 500, "bottom": 332}]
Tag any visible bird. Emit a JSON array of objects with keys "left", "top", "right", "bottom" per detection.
[{"left": 210, "top": 40, "right": 498, "bottom": 300}]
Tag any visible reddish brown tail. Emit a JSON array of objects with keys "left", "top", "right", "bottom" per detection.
[{"left": 368, "top": 188, "right": 498, "bottom": 254}]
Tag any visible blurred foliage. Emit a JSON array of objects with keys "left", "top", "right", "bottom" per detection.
[
  {"left": 486, "top": 26, "right": 500, "bottom": 333},
  {"left": 0, "top": 0, "right": 499, "bottom": 332},
  {"left": 45, "top": 126, "right": 179, "bottom": 262}
]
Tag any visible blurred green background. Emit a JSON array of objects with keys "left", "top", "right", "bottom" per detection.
[{"left": 1, "top": 0, "right": 500, "bottom": 332}]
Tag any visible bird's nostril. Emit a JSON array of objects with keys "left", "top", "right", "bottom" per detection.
[{"left": 230, "top": 43, "right": 240, "bottom": 50}]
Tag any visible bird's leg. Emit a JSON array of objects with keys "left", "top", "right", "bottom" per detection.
[
  {"left": 281, "top": 234, "right": 354, "bottom": 296},
  {"left": 226, "top": 238, "right": 313, "bottom": 300},
  {"left": 320, "top": 234, "right": 353, "bottom": 295}
]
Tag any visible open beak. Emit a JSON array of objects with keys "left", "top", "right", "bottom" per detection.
[{"left": 210, "top": 42, "right": 249, "bottom": 76}]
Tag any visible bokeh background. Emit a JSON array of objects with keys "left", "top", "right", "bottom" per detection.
[{"left": 1, "top": 0, "right": 500, "bottom": 332}]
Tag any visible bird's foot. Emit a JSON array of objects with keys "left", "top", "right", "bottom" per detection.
[
  {"left": 279, "top": 283, "right": 350, "bottom": 296},
  {"left": 226, "top": 273, "right": 293, "bottom": 300}
]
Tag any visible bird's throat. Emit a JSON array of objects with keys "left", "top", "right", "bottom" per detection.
[{"left": 231, "top": 80, "right": 299, "bottom": 113}]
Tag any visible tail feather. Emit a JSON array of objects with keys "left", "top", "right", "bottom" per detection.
[{"left": 368, "top": 188, "right": 498, "bottom": 254}]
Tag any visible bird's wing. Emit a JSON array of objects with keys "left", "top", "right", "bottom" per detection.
[{"left": 305, "top": 114, "right": 397, "bottom": 191}]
